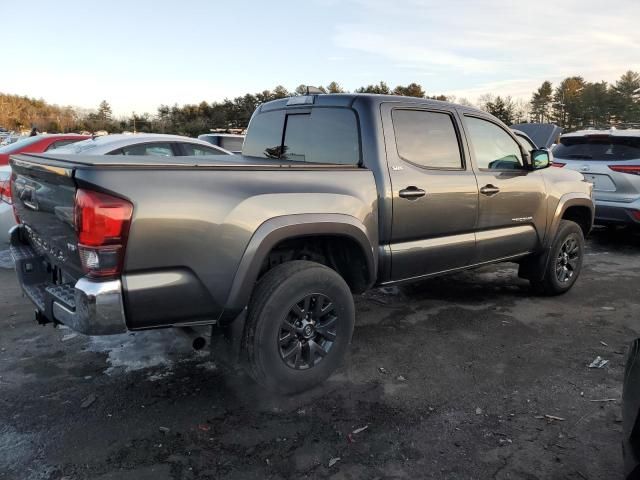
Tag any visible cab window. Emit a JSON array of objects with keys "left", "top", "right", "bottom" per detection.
[
  {"left": 392, "top": 109, "right": 463, "bottom": 169},
  {"left": 465, "top": 117, "right": 523, "bottom": 170},
  {"left": 242, "top": 108, "right": 360, "bottom": 165}
]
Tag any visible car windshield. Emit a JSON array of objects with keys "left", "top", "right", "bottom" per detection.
[
  {"left": 553, "top": 135, "right": 640, "bottom": 160},
  {"left": 0, "top": 135, "right": 42, "bottom": 153}
]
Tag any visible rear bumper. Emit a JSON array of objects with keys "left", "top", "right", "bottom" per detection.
[
  {"left": 594, "top": 199, "right": 640, "bottom": 225},
  {"left": 9, "top": 225, "right": 127, "bottom": 335}
]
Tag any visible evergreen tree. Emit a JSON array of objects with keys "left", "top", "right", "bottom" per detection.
[{"left": 393, "top": 83, "right": 425, "bottom": 98}]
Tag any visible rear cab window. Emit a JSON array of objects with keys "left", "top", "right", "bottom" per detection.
[{"left": 242, "top": 107, "right": 360, "bottom": 165}]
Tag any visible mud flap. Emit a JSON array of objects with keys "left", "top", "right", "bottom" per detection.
[
  {"left": 517, "top": 247, "right": 552, "bottom": 282},
  {"left": 209, "top": 309, "right": 246, "bottom": 368}
]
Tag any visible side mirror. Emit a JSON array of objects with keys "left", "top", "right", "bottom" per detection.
[{"left": 530, "top": 149, "right": 551, "bottom": 170}]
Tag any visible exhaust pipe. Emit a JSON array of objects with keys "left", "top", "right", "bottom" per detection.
[{"left": 178, "top": 327, "right": 208, "bottom": 350}]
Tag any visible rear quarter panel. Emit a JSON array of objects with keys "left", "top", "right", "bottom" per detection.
[{"left": 75, "top": 166, "right": 378, "bottom": 325}]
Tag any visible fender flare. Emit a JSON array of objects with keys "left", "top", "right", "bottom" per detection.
[
  {"left": 224, "top": 214, "right": 378, "bottom": 312},
  {"left": 544, "top": 193, "right": 594, "bottom": 248},
  {"left": 519, "top": 193, "right": 594, "bottom": 282}
]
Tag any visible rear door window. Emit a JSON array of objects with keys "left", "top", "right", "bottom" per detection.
[
  {"left": 392, "top": 109, "right": 463, "bottom": 169},
  {"left": 242, "top": 108, "right": 360, "bottom": 165}
]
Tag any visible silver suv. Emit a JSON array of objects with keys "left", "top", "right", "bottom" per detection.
[{"left": 553, "top": 129, "right": 640, "bottom": 226}]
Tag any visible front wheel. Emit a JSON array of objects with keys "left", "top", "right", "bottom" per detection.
[
  {"left": 244, "top": 261, "right": 355, "bottom": 394},
  {"left": 530, "top": 219, "right": 585, "bottom": 295}
]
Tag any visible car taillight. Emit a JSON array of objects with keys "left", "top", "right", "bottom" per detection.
[
  {"left": 609, "top": 165, "right": 640, "bottom": 176},
  {"left": 74, "top": 189, "right": 133, "bottom": 278},
  {"left": 551, "top": 162, "right": 566, "bottom": 168},
  {"left": 0, "top": 178, "right": 11, "bottom": 204},
  {"left": 631, "top": 210, "right": 640, "bottom": 221}
]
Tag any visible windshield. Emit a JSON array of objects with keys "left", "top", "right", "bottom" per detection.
[
  {"left": 553, "top": 135, "right": 640, "bottom": 160},
  {"left": 0, "top": 135, "right": 41, "bottom": 153}
]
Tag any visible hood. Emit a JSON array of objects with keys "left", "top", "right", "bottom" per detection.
[{"left": 510, "top": 123, "right": 563, "bottom": 149}]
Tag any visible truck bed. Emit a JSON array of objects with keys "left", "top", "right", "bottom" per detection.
[{"left": 12, "top": 153, "right": 358, "bottom": 169}]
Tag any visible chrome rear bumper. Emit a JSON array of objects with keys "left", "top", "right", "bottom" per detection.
[{"left": 9, "top": 225, "right": 127, "bottom": 335}]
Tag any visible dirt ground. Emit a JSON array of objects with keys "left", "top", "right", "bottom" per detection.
[{"left": 1, "top": 228, "right": 639, "bottom": 480}]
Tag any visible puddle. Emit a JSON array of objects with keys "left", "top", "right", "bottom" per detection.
[{"left": 87, "top": 329, "right": 209, "bottom": 376}]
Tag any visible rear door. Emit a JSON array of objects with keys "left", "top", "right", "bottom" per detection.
[
  {"left": 381, "top": 103, "right": 479, "bottom": 280},
  {"left": 461, "top": 114, "right": 546, "bottom": 263}
]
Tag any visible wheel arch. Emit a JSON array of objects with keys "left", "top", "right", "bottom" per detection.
[
  {"left": 545, "top": 194, "right": 594, "bottom": 247},
  {"left": 224, "top": 214, "right": 377, "bottom": 314}
]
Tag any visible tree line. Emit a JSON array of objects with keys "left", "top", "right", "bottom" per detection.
[{"left": 1, "top": 71, "right": 639, "bottom": 136}]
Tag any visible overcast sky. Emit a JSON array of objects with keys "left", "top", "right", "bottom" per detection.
[{"left": 4, "top": 0, "right": 639, "bottom": 116}]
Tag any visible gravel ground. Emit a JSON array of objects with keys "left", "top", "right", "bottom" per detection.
[{"left": 0, "top": 228, "right": 639, "bottom": 480}]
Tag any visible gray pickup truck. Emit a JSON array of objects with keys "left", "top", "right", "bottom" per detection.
[{"left": 9, "top": 93, "right": 594, "bottom": 393}]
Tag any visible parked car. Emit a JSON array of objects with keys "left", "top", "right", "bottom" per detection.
[
  {"left": 552, "top": 129, "right": 640, "bottom": 227},
  {"left": 0, "top": 134, "right": 23, "bottom": 147},
  {"left": 0, "top": 134, "right": 90, "bottom": 165},
  {"left": 0, "top": 166, "right": 13, "bottom": 245},
  {"left": 198, "top": 133, "right": 245, "bottom": 154},
  {"left": 511, "top": 123, "right": 563, "bottom": 149},
  {"left": 54, "top": 133, "right": 233, "bottom": 156},
  {"left": 8, "top": 93, "right": 594, "bottom": 393}
]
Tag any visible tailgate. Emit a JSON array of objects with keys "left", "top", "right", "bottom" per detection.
[{"left": 10, "top": 155, "right": 83, "bottom": 280}]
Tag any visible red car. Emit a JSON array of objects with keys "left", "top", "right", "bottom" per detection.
[{"left": 0, "top": 134, "right": 90, "bottom": 165}]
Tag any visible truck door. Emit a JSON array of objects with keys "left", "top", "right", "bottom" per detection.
[
  {"left": 460, "top": 114, "right": 546, "bottom": 263},
  {"left": 381, "top": 103, "right": 479, "bottom": 281}
]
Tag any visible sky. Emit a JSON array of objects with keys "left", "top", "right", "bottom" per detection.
[{"left": 3, "top": 0, "right": 639, "bottom": 116}]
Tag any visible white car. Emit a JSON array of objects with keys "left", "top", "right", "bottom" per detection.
[
  {"left": 53, "top": 133, "right": 234, "bottom": 157},
  {"left": 0, "top": 166, "right": 14, "bottom": 245}
]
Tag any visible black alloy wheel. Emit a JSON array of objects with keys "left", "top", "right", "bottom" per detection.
[{"left": 278, "top": 293, "right": 338, "bottom": 370}]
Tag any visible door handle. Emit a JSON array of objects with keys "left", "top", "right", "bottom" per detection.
[
  {"left": 480, "top": 184, "right": 500, "bottom": 196},
  {"left": 399, "top": 187, "right": 426, "bottom": 200}
]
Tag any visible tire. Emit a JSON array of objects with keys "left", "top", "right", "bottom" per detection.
[
  {"left": 244, "top": 260, "right": 355, "bottom": 394},
  {"left": 530, "top": 219, "right": 585, "bottom": 295}
]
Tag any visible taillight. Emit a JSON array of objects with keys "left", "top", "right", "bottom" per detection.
[
  {"left": 631, "top": 210, "right": 640, "bottom": 221},
  {"left": 551, "top": 162, "right": 566, "bottom": 168},
  {"left": 609, "top": 165, "right": 640, "bottom": 176},
  {"left": 74, "top": 189, "right": 133, "bottom": 278},
  {"left": 0, "top": 178, "right": 11, "bottom": 204}
]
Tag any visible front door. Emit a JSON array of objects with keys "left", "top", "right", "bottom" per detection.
[
  {"left": 461, "top": 114, "right": 547, "bottom": 263},
  {"left": 381, "top": 104, "right": 479, "bottom": 281}
]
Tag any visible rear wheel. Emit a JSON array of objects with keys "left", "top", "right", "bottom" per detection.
[
  {"left": 245, "top": 261, "right": 355, "bottom": 394},
  {"left": 530, "top": 220, "right": 585, "bottom": 295}
]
